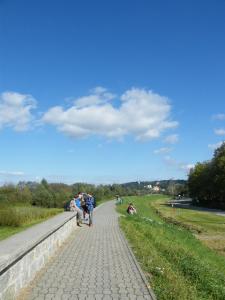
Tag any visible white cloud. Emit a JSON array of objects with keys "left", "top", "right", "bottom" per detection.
[
  {"left": 0, "top": 171, "right": 25, "bottom": 176},
  {"left": 43, "top": 87, "right": 178, "bottom": 141},
  {"left": 74, "top": 86, "right": 115, "bottom": 108},
  {"left": 214, "top": 128, "right": 225, "bottom": 136},
  {"left": 212, "top": 114, "right": 225, "bottom": 120},
  {"left": 154, "top": 147, "right": 172, "bottom": 154},
  {"left": 208, "top": 141, "right": 223, "bottom": 150},
  {"left": 164, "top": 134, "right": 179, "bottom": 144},
  {"left": 0, "top": 92, "right": 36, "bottom": 131}
]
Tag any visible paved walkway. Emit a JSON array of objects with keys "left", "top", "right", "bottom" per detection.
[{"left": 24, "top": 201, "right": 155, "bottom": 300}]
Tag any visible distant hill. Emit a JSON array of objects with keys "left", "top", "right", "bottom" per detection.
[{"left": 121, "top": 180, "right": 186, "bottom": 190}]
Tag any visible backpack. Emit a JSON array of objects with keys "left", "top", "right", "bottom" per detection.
[{"left": 86, "top": 196, "right": 94, "bottom": 212}]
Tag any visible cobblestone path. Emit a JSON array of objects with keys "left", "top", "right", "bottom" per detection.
[{"left": 25, "top": 201, "right": 155, "bottom": 300}]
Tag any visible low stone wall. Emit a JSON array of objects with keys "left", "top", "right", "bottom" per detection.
[{"left": 0, "top": 212, "right": 77, "bottom": 300}]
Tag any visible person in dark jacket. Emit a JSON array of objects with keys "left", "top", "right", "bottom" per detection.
[{"left": 86, "top": 194, "right": 94, "bottom": 227}]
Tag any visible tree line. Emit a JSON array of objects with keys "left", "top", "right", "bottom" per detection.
[
  {"left": 0, "top": 178, "right": 188, "bottom": 209},
  {"left": 188, "top": 142, "right": 225, "bottom": 209},
  {"left": 0, "top": 179, "right": 144, "bottom": 208}
]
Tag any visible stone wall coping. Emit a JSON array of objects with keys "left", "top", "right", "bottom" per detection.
[{"left": 0, "top": 211, "right": 76, "bottom": 274}]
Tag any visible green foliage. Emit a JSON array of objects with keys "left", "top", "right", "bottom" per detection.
[
  {"left": 32, "top": 184, "right": 54, "bottom": 207},
  {"left": 0, "top": 178, "right": 188, "bottom": 210},
  {"left": 167, "top": 181, "right": 188, "bottom": 196},
  {"left": 0, "top": 226, "right": 27, "bottom": 241},
  {"left": 188, "top": 142, "right": 225, "bottom": 209}
]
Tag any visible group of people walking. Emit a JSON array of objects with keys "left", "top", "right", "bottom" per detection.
[
  {"left": 70, "top": 192, "right": 95, "bottom": 227},
  {"left": 70, "top": 193, "right": 136, "bottom": 227}
]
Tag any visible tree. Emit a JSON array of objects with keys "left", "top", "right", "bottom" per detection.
[
  {"left": 17, "top": 186, "right": 32, "bottom": 204},
  {"left": 41, "top": 178, "right": 49, "bottom": 190},
  {"left": 211, "top": 142, "right": 225, "bottom": 208},
  {"left": 32, "top": 184, "right": 54, "bottom": 208},
  {"left": 188, "top": 142, "right": 225, "bottom": 209}
]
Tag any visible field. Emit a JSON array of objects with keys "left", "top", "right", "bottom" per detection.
[
  {"left": 151, "top": 199, "right": 225, "bottom": 256},
  {"left": 117, "top": 195, "right": 225, "bottom": 300},
  {"left": 0, "top": 201, "right": 62, "bottom": 241}
]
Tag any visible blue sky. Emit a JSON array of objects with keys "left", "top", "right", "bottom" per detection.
[{"left": 0, "top": 0, "right": 225, "bottom": 184}]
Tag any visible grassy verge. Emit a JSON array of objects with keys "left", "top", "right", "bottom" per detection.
[
  {"left": 117, "top": 195, "right": 225, "bottom": 300},
  {"left": 0, "top": 204, "right": 62, "bottom": 241},
  {"left": 151, "top": 199, "right": 225, "bottom": 256}
]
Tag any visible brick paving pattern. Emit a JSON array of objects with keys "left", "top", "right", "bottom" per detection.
[{"left": 25, "top": 201, "right": 154, "bottom": 300}]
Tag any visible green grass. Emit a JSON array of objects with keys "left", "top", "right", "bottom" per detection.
[
  {"left": 0, "top": 226, "right": 28, "bottom": 241},
  {"left": 117, "top": 195, "right": 225, "bottom": 300},
  {"left": 152, "top": 200, "right": 225, "bottom": 232},
  {"left": 151, "top": 199, "right": 225, "bottom": 255},
  {"left": 0, "top": 202, "right": 62, "bottom": 240}
]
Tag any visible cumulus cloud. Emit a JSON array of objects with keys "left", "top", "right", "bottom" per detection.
[
  {"left": 43, "top": 87, "right": 178, "bottom": 141},
  {"left": 208, "top": 141, "right": 223, "bottom": 150},
  {"left": 163, "top": 134, "right": 179, "bottom": 144},
  {"left": 0, "top": 91, "right": 36, "bottom": 131},
  {"left": 212, "top": 114, "right": 225, "bottom": 120},
  {"left": 154, "top": 147, "right": 172, "bottom": 154},
  {"left": 74, "top": 86, "right": 115, "bottom": 108},
  {"left": 214, "top": 128, "right": 225, "bottom": 136}
]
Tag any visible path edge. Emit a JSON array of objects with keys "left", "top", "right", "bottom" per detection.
[{"left": 118, "top": 218, "right": 157, "bottom": 300}]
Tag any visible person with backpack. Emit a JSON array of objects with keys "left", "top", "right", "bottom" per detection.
[
  {"left": 80, "top": 193, "right": 88, "bottom": 221},
  {"left": 86, "top": 193, "right": 94, "bottom": 227}
]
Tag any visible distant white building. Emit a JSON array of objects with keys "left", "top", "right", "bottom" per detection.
[
  {"left": 144, "top": 184, "right": 161, "bottom": 192},
  {"left": 145, "top": 184, "right": 152, "bottom": 189}
]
